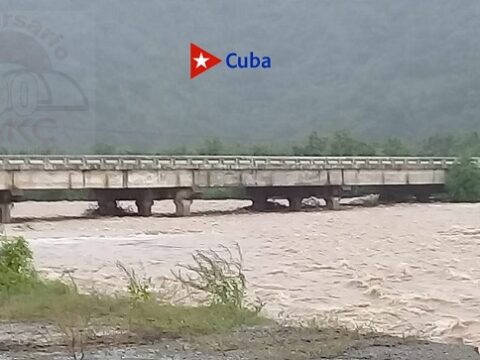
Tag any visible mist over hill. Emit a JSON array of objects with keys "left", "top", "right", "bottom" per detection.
[{"left": 1, "top": 0, "right": 479, "bottom": 153}]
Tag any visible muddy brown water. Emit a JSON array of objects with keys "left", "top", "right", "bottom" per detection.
[{"left": 4, "top": 200, "right": 480, "bottom": 347}]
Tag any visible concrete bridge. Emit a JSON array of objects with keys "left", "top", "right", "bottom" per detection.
[{"left": 0, "top": 155, "right": 476, "bottom": 222}]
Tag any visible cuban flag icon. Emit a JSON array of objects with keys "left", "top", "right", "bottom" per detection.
[{"left": 190, "top": 43, "right": 222, "bottom": 79}]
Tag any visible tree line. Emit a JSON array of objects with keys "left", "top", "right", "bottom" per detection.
[
  {"left": 93, "top": 131, "right": 480, "bottom": 157},
  {"left": 1, "top": 130, "right": 479, "bottom": 158}
]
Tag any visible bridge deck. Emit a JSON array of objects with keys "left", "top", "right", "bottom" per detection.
[{"left": 0, "top": 155, "right": 475, "bottom": 222}]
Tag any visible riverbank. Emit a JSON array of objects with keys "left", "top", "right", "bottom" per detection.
[
  {"left": 1, "top": 322, "right": 479, "bottom": 360},
  {"left": 2, "top": 259, "right": 476, "bottom": 360}
]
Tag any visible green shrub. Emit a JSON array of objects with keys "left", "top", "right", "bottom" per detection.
[
  {"left": 0, "top": 236, "right": 35, "bottom": 275},
  {"left": 0, "top": 236, "right": 37, "bottom": 292},
  {"left": 173, "top": 244, "right": 246, "bottom": 308},
  {"left": 445, "top": 157, "right": 480, "bottom": 202},
  {"left": 116, "top": 261, "right": 153, "bottom": 304}
]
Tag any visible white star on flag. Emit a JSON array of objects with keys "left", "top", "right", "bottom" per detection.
[{"left": 194, "top": 52, "right": 209, "bottom": 68}]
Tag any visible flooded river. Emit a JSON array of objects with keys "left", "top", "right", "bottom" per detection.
[{"left": 4, "top": 200, "right": 480, "bottom": 346}]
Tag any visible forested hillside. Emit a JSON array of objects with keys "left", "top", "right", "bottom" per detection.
[{"left": 1, "top": 0, "right": 479, "bottom": 153}]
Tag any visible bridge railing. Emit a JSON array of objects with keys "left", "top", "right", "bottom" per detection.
[{"left": 0, "top": 155, "right": 478, "bottom": 170}]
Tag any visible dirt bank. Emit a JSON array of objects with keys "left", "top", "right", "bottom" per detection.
[{"left": 1, "top": 323, "right": 479, "bottom": 360}]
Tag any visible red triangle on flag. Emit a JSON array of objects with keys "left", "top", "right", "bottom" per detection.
[{"left": 190, "top": 43, "right": 222, "bottom": 79}]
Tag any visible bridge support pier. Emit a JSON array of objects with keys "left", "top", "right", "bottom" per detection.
[
  {"left": 325, "top": 196, "right": 341, "bottom": 210},
  {"left": 174, "top": 188, "right": 200, "bottom": 217},
  {"left": 251, "top": 196, "right": 267, "bottom": 211},
  {"left": 247, "top": 188, "right": 268, "bottom": 211},
  {"left": 174, "top": 198, "right": 192, "bottom": 217},
  {"left": 94, "top": 190, "right": 119, "bottom": 216},
  {"left": 136, "top": 190, "right": 154, "bottom": 217},
  {"left": 98, "top": 198, "right": 118, "bottom": 216},
  {"left": 324, "top": 186, "right": 342, "bottom": 210},
  {"left": 288, "top": 195, "right": 303, "bottom": 211}
]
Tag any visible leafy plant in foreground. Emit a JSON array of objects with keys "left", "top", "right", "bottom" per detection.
[
  {"left": 116, "top": 261, "right": 153, "bottom": 303},
  {"left": 0, "top": 236, "right": 37, "bottom": 292},
  {"left": 0, "top": 236, "right": 34, "bottom": 276},
  {"left": 173, "top": 244, "right": 246, "bottom": 308}
]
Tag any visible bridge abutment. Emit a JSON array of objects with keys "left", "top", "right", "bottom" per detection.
[
  {"left": 0, "top": 191, "right": 12, "bottom": 224},
  {"left": 0, "top": 203, "right": 11, "bottom": 224}
]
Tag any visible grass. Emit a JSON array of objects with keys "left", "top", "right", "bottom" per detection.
[
  {"left": 0, "top": 289, "right": 264, "bottom": 335},
  {"left": 0, "top": 236, "right": 265, "bottom": 344},
  {"left": 1, "top": 287, "right": 371, "bottom": 358}
]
